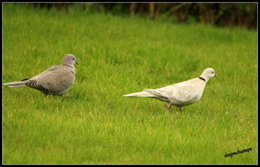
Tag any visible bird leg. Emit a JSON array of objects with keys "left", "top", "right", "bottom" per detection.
[
  {"left": 178, "top": 107, "right": 184, "bottom": 112},
  {"left": 164, "top": 103, "right": 172, "bottom": 110}
]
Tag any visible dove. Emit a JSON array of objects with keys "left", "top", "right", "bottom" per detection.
[
  {"left": 124, "top": 68, "right": 216, "bottom": 111},
  {"left": 3, "top": 54, "right": 78, "bottom": 96}
]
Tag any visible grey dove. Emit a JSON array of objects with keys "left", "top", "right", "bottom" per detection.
[
  {"left": 124, "top": 68, "right": 217, "bottom": 111},
  {"left": 3, "top": 54, "right": 78, "bottom": 96}
]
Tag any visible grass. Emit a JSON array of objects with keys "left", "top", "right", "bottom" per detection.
[{"left": 2, "top": 3, "right": 257, "bottom": 165}]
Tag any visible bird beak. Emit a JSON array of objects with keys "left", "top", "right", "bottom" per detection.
[
  {"left": 215, "top": 74, "right": 217, "bottom": 77},
  {"left": 75, "top": 60, "right": 78, "bottom": 65}
]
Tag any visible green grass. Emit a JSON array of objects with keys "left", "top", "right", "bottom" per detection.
[{"left": 3, "top": 3, "right": 257, "bottom": 165}]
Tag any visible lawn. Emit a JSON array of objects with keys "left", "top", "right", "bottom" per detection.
[{"left": 2, "top": 3, "right": 257, "bottom": 164}]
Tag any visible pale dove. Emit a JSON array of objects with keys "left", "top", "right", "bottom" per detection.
[
  {"left": 3, "top": 54, "right": 78, "bottom": 96},
  {"left": 124, "top": 68, "right": 217, "bottom": 111}
]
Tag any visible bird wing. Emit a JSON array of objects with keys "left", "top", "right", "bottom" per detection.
[
  {"left": 143, "top": 89, "right": 170, "bottom": 102},
  {"left": 30, "top": 65, "right": 61, "bottom": 80},
  {"left": 24, "top": 65, "right": 74, "bottom": 94},
  {"left": 153, "top": 82, "right": 199, "bottom": 105},
  {"left": 25, "top": 80, "right": 50, "bottom": 94},
  {"left": 36, "top": 65, "right": 75, "bottom": 93}
]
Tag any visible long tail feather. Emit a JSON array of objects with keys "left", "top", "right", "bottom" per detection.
[
  {"left": 3, "top": 81, "right": 28, "bottom": 87},
  {"left": 123, "top": 91, "right": 154, "bottom": 97}
]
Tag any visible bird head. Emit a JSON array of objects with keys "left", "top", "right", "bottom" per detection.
[
  {"left": 200, "top": 68, "right": 217, "bottom": 81},
  {"left": 62, "top": 54, "right": 78, "bottom": 67}
]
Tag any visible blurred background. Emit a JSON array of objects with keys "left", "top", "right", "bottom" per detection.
[{"left": 26, "top": 2, "right": 257, "bottom": 30}]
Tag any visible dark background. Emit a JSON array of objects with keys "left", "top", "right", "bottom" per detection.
[{"left": 27, "top": 3, "right": 257, "bottom": 30}]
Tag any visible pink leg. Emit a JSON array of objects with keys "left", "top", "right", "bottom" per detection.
[{"left": 164, "top": 103, "right": 172, "bottom": 110}]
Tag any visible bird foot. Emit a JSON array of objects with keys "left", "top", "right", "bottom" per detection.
[
  {"left": 164, "top": 104, "right": 171, "bottom": 110},
  {"left": 178, "top": 107, "right": 184, "bottom": 112}
]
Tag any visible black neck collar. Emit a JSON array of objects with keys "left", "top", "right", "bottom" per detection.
[
  {"left": 64, "top": 64, "right": 74, "bottom": 68},
  {"left": 198, "top": 76, "right": 206, "bottom": 82}
]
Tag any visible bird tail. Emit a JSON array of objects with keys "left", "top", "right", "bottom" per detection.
[
  {"left": 123, "top": 91, "right": 154, "bottom": 97},
  {"left": 3, "top": 80, "right": 28, "bottom": 87}
]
